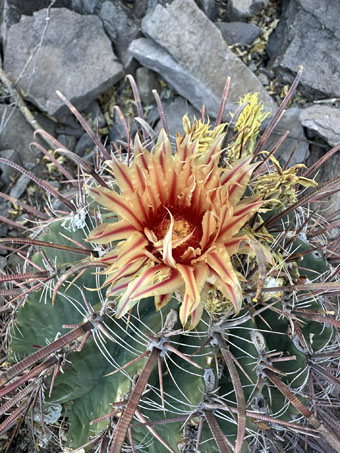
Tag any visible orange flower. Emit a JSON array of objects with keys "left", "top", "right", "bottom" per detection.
[{"left": 87, "top": 128, "right": 262, "bottom": 328}]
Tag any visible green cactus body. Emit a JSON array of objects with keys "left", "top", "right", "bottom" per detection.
[{"left": 3, "top": 80, "right": 340, "bottom": 453}]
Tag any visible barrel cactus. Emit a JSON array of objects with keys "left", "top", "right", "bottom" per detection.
[{"left": 1, "top": 69, "right": 340, "bottom": 452}]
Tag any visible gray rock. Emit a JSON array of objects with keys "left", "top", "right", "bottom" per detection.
[
  {"left": 98, "top": 1, "right": 140, "bottom": 69},
  {"left": 131, "top": 0, "right": 149, "bottom": 20},
  {"left": 196, "top": 0, "right": 218, "bottom": 21},
  {"left": 0, "top": 256, "right": 6, "bottom": 271},
  {"left": 136, "top": 67, "right": 161, "bottom": 105},
  {"left": 83, "top": 100, "right": 106, "bottom": 129},
  {"left": 130, "top": 0, "right": 276, "bottom": 119},
  {"left": 109, "top": 109, "right": 138, "bottom": 144},
  {"left": 300, "top": 105, "right": 340, "bottom": 147},
  {"left": 307, "top": 147, "right": 340, "bottom": 215},
  {"left": 0, "top": 199, "right": 9, "bottom": 240},
  {"left": 0, "top": 149, "right": 21, "bottom": 185},
  {"left": 0, "top": 104, "right": 56, "bottom": 169},
  {"left": 257, "top": 72, "right": 269, "bottom": 86},
  {"left": 9, "top": 174, "right": 31, "bottom": 199},
  {"left": 74, "top": 133, "right": 94, "bottom": 157},
  {"left": 72, "top": 0, "right": 103, "bottom": 14},
  {"left": 1, "top": 0, "right": 70, "bottom": 46},
  {"left": 154, "top": 96, "right": 200, "bottom": 139},
  {"left": 4, "top": 8, "right": 123, "bottom": 117},
  {"left": 268, "top": 0, "right": 340, "bottom": 100},
  {"left": 224, "top": 0, "right": 269, "bottom": 21},
  {"left": 216, "top": 22, "right": 261, "bottom": 45},
  {"left": 267, "top": 107, "right": 309, "bottom": 166},
  {"left": 56, "top": 134, "right": 77, "bottom": 152}
]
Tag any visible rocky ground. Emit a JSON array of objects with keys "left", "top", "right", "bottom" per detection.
[{"left": 1, "top": 0, "right": 340, "bottom": 450}]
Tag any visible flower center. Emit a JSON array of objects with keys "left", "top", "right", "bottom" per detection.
[{"left": 152, "top": 208, "right": 203, "bottom": 263}]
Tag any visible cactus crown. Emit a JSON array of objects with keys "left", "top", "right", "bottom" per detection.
[{"left": 1, "top": 71, "right": 340, "bottom": 453}]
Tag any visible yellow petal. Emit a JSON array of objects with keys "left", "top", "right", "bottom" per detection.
[
  {"left": 87, "top": 186, "right": 145, "bottom": 230},
  {"left": 116, "top": 264, "right": 169, "bottom": 318},
  {"left": 86, "top": 220, "right": 136, "bottom": 244},
  {"left": 200, "top": 210, "right": 218, "bottom": 249}
]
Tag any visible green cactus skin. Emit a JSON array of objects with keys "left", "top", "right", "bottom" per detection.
[{"left": 8, "top": 213, "right": 335, "bottom": 451}]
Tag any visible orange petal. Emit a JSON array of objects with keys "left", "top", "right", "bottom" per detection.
[
  {"left": 220, "top": 155, "right": 252, "bottom": 186},
  {"left": 223, "top": 235, "right": 250, "bottom": 256},
  {"left": 188, "top": 300, "right": 205, "bottom": 330},
  {"left": 115, "top": 264, "right": 169, "bottom": 318},
  {"left": 105, "top": 257, "right": 147, "bottom": 287},
  {"left": 177, "top": 264, "right": 199, "bottom": 302},
  {"left": 87, "top": 186, "right": 144, "bottom": 230},
  {"left": 198, "top": 134, "right": 225, "bottom": 166},
  {"left": 200, "top": 210, "right": 218, "bottom": 249},
  {"left": 111, "top": 160, "right": 134, "bottom": 194},
  {"left": 106, "top": 277, "right": 132, "bottom": 297},
  {"left": 133, "top": 269, "right": 182, "bottom": 299},
  {"left": 115, "top": 232, "right": 148, "bottom": 267},
  {"left": 206, "top": 247, "right": 237, "bottom": 287},
  {"left": 218, "top": 200, "right": 263, "bottom": 241},
  {"left": 179, "top": 294, "right": 195, "bottom": 326},
  {"left": 177, "top": 263, "right": 208, "bottom": 325},
  {"left": 210, "top": 268, "right": 243, "bottom": 314},
  {"left": 87, "top": 220, "right": 136, "bottom": 244}
]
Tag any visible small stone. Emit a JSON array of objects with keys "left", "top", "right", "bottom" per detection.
[
  {"left": 56, "top": 115, "right": 83, "bottom": 138},
  {"left": 154, "top": 96, "right": 200, "bottom": 139},
  {"left": 0, "top": 149, "right": 21, "bottom": 185},
  {"left": 0, "top": 199, "right": 9, "bottom": 239},
  {"left": 0, "top": 105, "right": 56, "bottom": 169},
  {"left": 56, "top": 135, "right": 77, "bottom": 152},
  {"left": 0, "top": 256, "right": 6, "bottom": 271},
  {"left": 136, "top": 67, "right": 161, "bottom": 105},
  {"left": 7, "top": 253, "right": 22, "bottom": 269},
  {"left": 4, "top": 8, "right": 123, "bottom": 117},
  {"left": 72, "top": 0, "right": 103, "bottom": 14},
  {"left": 109, "top": 109, "right": 137, "bottom": 144},
  {"left": 247, "top": 62, "right": 257, "bottom": 72},
  {"left": 257, "top": 73, "right": 269, "bottom": 86},
  {"left": 196, "top": 0, "right": 218, "bottom": 21},
  {"left": 267, "top": 107, "right": 309, "bottom": 166},
  {"left": 74, "top": 133, "right": 94, "bottom": 157},
  {"left": 98, "top": 1, "right": 140, "bottom": 69},
  {"left": 300, "top": 105, "right": 340, "bottom": 147},
  {"left": 83, "top": 101, "right": 106, "bottom": 129},
  {"left": 47, "top": 180, "right": 61, "bottom": 190},
  {"left": 216, "top": 22, "right": 261, "bottom": 45},
  {"left": 9, "top": 174, "right": 31, "bottom": 199},
  {"left": 224, "top": 0, "right": 269, "bottom": 21}
]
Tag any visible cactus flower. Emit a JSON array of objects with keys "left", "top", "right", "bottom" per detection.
[{"left": 87, "top": 125, "right": 263, "bottom": 327}]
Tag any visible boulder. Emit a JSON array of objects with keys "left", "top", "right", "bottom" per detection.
[
  {"left": 224, "top": 0, "right": 269, "bottom": 21},
  {"left": 3, "top": 8, "right": 123, "bottom": 117},
  {"left": 300, "top": 105, "right": 340, "bottom": 147},
  {"left": 268, "top": 0, "right": 340, "bottom": 100},
  {"left": 130, "top": 0, "right": 276, "bottom": 119}
]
